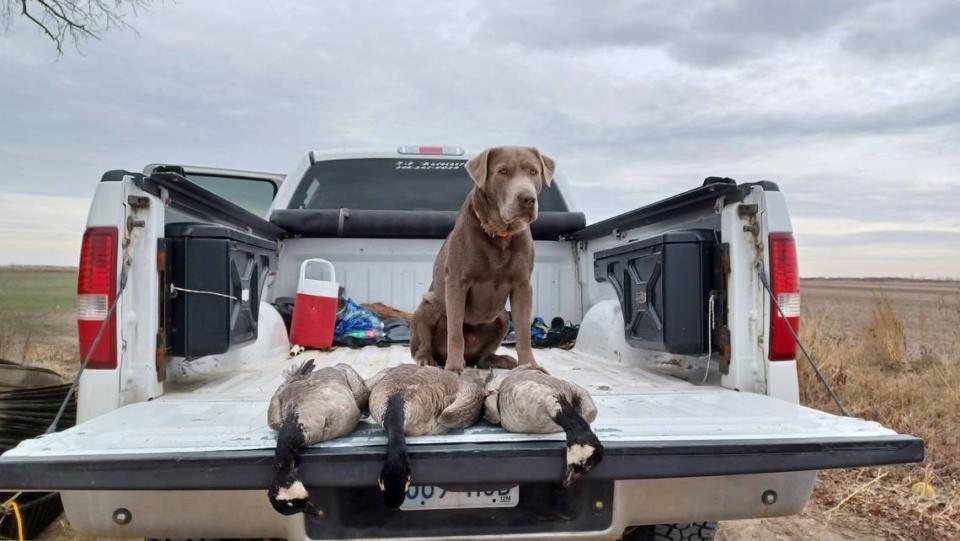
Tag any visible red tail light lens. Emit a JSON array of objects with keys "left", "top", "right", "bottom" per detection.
[
  {"left": 77, "top": 227, "right": 119, "bottom": 369},
  {"left": 769, "top": 232, "right": 800, "bottom": 361}
]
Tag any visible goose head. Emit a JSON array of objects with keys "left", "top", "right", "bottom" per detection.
[
  {"left": 563, "top": 431, "right": 604, "bottom": 488},
  {"left": 268, "top": 475, "right": 321, "bottom": 517},
  {"left": 269, "top": 413, "right": 321, "bottom": 517},
  {"left": 379, "top": 448, "right": 412, "bottom": 509}
]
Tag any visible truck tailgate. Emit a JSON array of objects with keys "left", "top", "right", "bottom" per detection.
[{"left": 0, "top": 347, "right": 921, "bottom": 490}]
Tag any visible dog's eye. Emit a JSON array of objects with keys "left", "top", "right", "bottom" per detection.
[
  {"left": 497, "top": 167, "right": 509, "bottom": 175},
  {"left": 528, "top": 168, "right": 538, "bottom": 176}
]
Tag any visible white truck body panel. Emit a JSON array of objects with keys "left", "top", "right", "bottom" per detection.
[{"left": 760, "top": 189, "right": 802, "bottom": 403}]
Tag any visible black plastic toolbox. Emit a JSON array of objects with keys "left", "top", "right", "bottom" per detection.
[
  {"left": 593, "top": 229, "right": 717, "bottom": 355},
  {"left": 164, "top": 223, "right": 277, "bottom": 359}
]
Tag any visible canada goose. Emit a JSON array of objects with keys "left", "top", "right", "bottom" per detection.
[
  {"left": 267, "top": 360, "right": 369, "bottom": 516},
  {"left": 368, "top": 364, "right": 486, "bottom": 509},
  {"left": 484, "top": 365, "right": 603, "bottom": 487}
]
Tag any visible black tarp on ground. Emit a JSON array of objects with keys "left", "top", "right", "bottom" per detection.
[{"left": 0, "top": 359, "right": 75, "bottom": 539}]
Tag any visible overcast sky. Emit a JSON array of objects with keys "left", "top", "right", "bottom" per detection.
[{"left": 1, "top": 0, "right": 958, "bottom": 277}]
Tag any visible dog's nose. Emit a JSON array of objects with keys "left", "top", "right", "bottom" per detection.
[{"left": 519, "top": 192, "right": 536, "bottom": 207}]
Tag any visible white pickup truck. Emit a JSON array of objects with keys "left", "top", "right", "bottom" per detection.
[{"left": 0, "top": 146, "right": 922, "bottom": 540}]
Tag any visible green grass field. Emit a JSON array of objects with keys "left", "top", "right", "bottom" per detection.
[
  {"left": 0, "top": 268, "right": 77, "bottom": 315},
  {"left": 0, "top": 267, "right": 78, "bottom": 367}
]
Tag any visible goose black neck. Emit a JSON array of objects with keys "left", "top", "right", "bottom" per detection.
[
  {"left": 275, "top": 413, "right": 306, "bottom": 474},
  {"left": 553, "top": 395, "right": 594, "bottom": 444},
  {"left": 384, "top": 393, "right": 407, "bottom": 452},
  {"left": 380, "top": 393, "right": 412, "bottom": 508}
]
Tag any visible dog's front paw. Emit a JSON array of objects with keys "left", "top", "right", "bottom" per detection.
[
  {"left": 444, "top": 357, "right": 466, "bottom": 373},
  {"left": 414, "top": 355, "right": 437, "bottom": 367}
]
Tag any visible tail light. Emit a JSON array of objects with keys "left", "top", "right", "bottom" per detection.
[
  {"left": 768, "top": 232, "right": 800, "bottom": 361},
  {"left": 77, "top": 227, "right": 119, "bottom": 369}
]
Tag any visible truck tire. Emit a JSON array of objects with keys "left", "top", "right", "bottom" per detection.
[{"left": 621, "top": 522, "right": 717, "bottom": 541}]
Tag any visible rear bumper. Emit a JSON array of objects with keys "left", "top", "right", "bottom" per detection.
[
  {"left": 58, "top": 473, "right": 816, "bottom": 540},
  {"left": 0, "top": 435, "right": 923, "bottom": 491}
]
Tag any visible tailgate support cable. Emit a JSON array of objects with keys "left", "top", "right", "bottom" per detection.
[
  {"left": 45, "top": 261, "right": 130, "bottom": 435},
  {"left": 700, "top": 291, "right": 716, "bottom": 384},
  {"left": 757, "top": 266, "right": 850, "bottom": 417}
]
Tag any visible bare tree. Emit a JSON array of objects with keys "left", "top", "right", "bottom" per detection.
[{"left": 2, "top": 0, "right": 150, "bottom": 54}]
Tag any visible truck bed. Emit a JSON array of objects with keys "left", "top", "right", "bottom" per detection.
[{"left": 5, "top": 346, "right": 910, "bottom": 463}]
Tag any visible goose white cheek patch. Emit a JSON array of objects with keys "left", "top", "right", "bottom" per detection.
[
  {"left": 276, "top": 480, "right": 309, "bottom": 501},
  {"left": 567, "top": 443, "right": 596, "bottom": 466}
]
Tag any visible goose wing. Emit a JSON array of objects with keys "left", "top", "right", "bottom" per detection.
[
  {"left": 483, "top": 370, "right": 509, "bottom": 425},
  {"left": 439, "top": 377, "right": 486, "bottom": 430},
  {"left": 268, "top": 359, "right": 316, "bottom": 430},
  {"left": 558, "top": 379, "right": 598, "bottom": 424},
  {"left": 267, "top": 390, "right": 284, "bottom": 430},
  {"left": 335, "top": 363, "right": 370, "bottom": 412},
  {"left": 364, "top": 366, "right": 390, "bottom": 392}
]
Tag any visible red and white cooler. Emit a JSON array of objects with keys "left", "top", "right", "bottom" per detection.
[{"left": 289, "top": 258, "right": 339, "bottom": 349}]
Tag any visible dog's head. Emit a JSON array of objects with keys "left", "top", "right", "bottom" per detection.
[{"left": 465, "top": 146, "right": 556, "bottom": 228}]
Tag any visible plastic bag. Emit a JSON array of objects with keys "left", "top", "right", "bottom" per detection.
[
  {"left": 334, "top": 299, "right": 384, "bottom": 347},
  {"left": 530, "top": 317, "right": 549, "bottom": 343}
]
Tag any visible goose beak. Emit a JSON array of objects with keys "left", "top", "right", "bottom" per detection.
[
  {"left": 563, "top": 465, "right": 580, "bottom": 488},
  {"left": 563, "top": 442, "right": 599, "bottom": 488},
  {"left": 305, "top": 502, "right": 324, "bottom": 519}
]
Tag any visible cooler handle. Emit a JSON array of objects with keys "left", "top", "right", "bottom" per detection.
[{"left": 299, "top": 258, "right": 336, "bottom": 287}]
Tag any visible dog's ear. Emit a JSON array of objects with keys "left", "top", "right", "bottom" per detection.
[
  {"left": 529, "top": 147, "right": 556, "bottom": 187},
  {"left": 465, "top": 148, "right": 493, "bottom": 190}
]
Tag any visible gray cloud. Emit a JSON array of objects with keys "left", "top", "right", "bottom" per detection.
[
  {"left": 0, "top": 0, "right": 958, "bottom": 276},
  {"left": 479, "top": 0, "right": 879, "bottom": 66},
  {"left": 842, "top": 0, "right": 960, "bottom": 59},
  {"left": 694, "top": 0, "right": 861, "bottom": 37},
  {"left": 475, "top": 0, "right": 676, "bottom": 49}
]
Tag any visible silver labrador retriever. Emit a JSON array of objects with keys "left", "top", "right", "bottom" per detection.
[{"left": 410, "top": 146, "right": 555, "bottom": 372}]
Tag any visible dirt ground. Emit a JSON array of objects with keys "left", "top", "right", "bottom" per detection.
[{"left": 3, "top": 271, "right": 958, "bottom": 540}]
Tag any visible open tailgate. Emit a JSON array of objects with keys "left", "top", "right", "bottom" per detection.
[{"left": 0, "top": 348, "right": 922, "bottom": 490}]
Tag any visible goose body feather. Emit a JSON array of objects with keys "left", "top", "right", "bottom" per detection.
[
  {"left": 368, "top": 364, "right": 485, "bottom": 436},
  {"left": 484, "top": 365, "right": 603, "bottom": 488},
  {"left": 367, "top": 364, "right": 485, "bottom": 508},
  {"left": 266, "top": 361, "right": 369, "bottom": 516},
  {"left": 484, "top": 365, "right": 597, "bottom": 433},
  {"left": 268, "top": 362, "right": 369, "bottom": 443}
]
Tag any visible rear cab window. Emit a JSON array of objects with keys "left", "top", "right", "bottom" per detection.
[
  {"left": 288, "top": 158, "right": 569, "bottom": 211},
  {"left": 186, "top": 173, "right": 278, "bottom": 218}
]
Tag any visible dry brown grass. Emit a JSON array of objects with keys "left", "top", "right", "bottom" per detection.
[
  {"left": 798, "top": 290, "right": 960, "bottom": 539},
  {"left": 864, "top": 296, "right": 908, "bottom": 369}
]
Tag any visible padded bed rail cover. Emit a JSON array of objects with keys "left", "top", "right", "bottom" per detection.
[{"left": 270, "top": 209, "right": 586, "bottom": 240}]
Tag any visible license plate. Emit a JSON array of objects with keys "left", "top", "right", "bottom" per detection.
[{"left": 400, "top": 485, "right": 519, "bottom": 511}]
